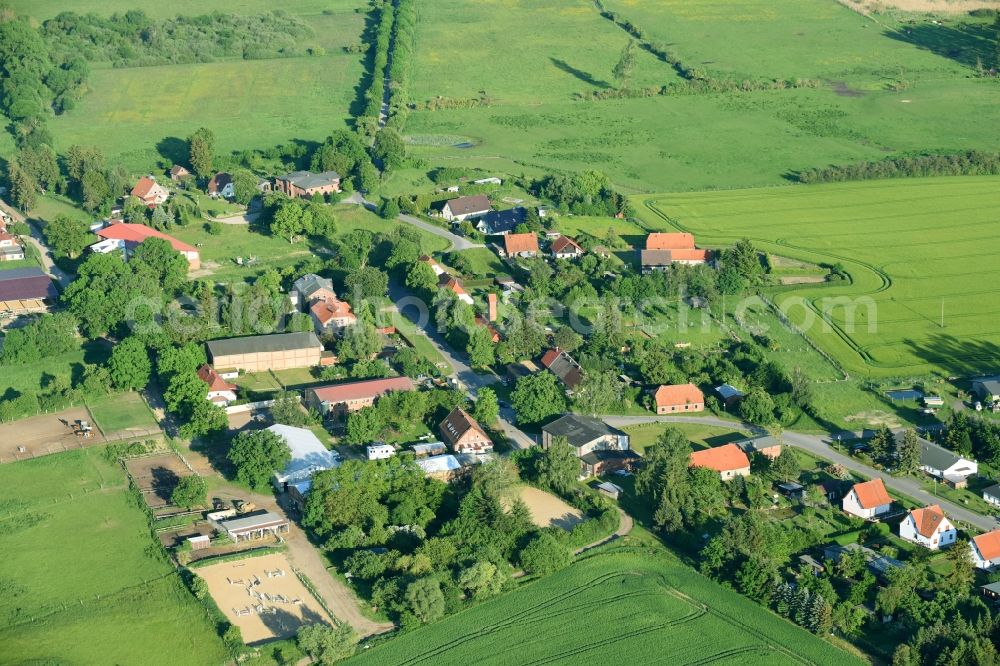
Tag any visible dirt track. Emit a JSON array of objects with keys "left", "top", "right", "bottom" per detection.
[
  {"left": 196, "top": 553, "right": 333, "bottom": 644},
  {"left": 0, "top": 407, "right": 106, "bottom": 463},
  {"left": 839, "top": 0, "right": 1000, "bottom": 13}
]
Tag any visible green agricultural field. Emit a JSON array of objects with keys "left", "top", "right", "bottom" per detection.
[
  {"left": 637, "top": 176, "right": 1000, "bottom": 378},
  {"left": 598, "top": 0, "right": 975, "bottom": 81},
  {"left": 86, "top": 391, "right": 160, "bottom": 433},
  {"left": 48, "top": 53, "right": 364, "bottom": 173},
  {"left": 11, "top": 0, "right": 364, "bottom": 22},
  {"left": 348, "top": 547, "right": 861, "bottom": 666},
  {"left": 0, "top": 449, "right": 226, "bottom": 664}
]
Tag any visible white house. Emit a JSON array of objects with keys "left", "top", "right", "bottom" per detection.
[
  {"left": 909, "top": 433, "right": 978, "bottom": 488},
  {"left": 366, "top": 444, "right": 396, "bottom": 461},
  {"left": 984, "top": 484, "right": 1000, "bottom": 507},
  {"left": 269, "top": 424, "right": 341, "bottom": 492},
  {"left": 441, "top": 195, "right": 491, "bottom": 222},
  {"left": 842, "top": 478, "right": 892, "bottom": 520},
  {"left": 971, "top": 530, "right": 1000, "bottom": 570},
  {"left": 899, "top": 504, "right": 956, "bottom": 550},
  {"left": 197, "top": 364, "right": 238, "bottom": 406}
]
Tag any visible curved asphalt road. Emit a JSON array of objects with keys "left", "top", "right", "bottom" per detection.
[{"left": 602, "top": 414, "right": 997, "bottom": 533}]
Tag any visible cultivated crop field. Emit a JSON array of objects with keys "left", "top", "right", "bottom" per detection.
[
  {"left": 638, "top": 176, "right": 1000, "bottom": 378},
  {"left": 348, "top": 549, "right": 861, "bottom": 666},
  {"left": 0, "top": 449, "right": 226, "bottom": 664}
]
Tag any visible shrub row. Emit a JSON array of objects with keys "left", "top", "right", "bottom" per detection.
[
  {"left": 796, "top": 150, "right": 1000, "bottom": 183},
  {"left": 358, "top": 1, "right": 395, "bottom": 136},
  {"left": 385, "top": 0, "right": 417, "bottom": 131}
]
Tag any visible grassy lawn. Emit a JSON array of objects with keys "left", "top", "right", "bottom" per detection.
[
  {"left": 0, "top": 448, "right": 226, "bottom": 664},
  {"left": 86, "top": 391, "right": 160, "bottom": 433},
  {"left": 451, "top": 247, "right": 507, "bottom": 279},
  {"left": 348, "top": 545, "right": 862, "bottom": 665},
  {"left": 389, "top": 313, "right": 448, "bottom": 368},
  {"left": 638, "top": 176, "right": 1000, "bottom": 378},
  {"left": 0, "top": 341, "right": 109, "bottom": 399},
  {"left": 621, "top": 421, "right": 750, "bottom": 455}
]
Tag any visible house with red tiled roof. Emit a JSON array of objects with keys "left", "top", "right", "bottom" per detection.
[
  {"left": 305, "top": 377, "right": 414, "bottom": 417},
  {"left": 92, "top": 223, "right": 200, "bottom": 269},
  {"left": 641, "top": 232, "right": 709, "bottom": 273},
  {"left": 310, "top": 295, "right": 357, "bottom": 333},
  {"left": 0, "top": 226, "right": 25, "bottom": 262},
  {"left": 550, "top": 235, "right": 584, "bottom": 260},
  {"left": 474, "top": 314, "right": 500, "bottom": 342},
  {"left": 439, "top": 407, "right": 493, "bottom": 454},
  {"left": 689, "top": 443, "right": 750, "bottom": 481},
  {"left": 438, "top": 274, "right": 473, "bottom": 305},
  {"left": 501, "top": 233, "right": 539, "bottom": 258},
  {"left": 130, "top": 176, "right": 169, "bottom": 206},
  {"left": 900, "top": 504, "right": 956, "bottom": 550},
  {"left": 197, "top": 364, "right": 238, "bottom": 405},
  {"left": 419, "top": 254, "right": 445, "bottom": 276},
  {"left": 653, "top": 383, "right": 704, "bottom": 414},
  {"left": 971, "top": 530, "right": 1000, "bottom": 570},
  {"left": 541, "top": 348, "right": 583, "bottom": 390},
  {"left": 842, "top": 478, "right": 892, "bottom": 520}
]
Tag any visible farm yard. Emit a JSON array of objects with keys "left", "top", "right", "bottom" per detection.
[
  {"left": 0, "top": 449, "right": 227, "bottom": 664},
  {"left": 348, "top": 548, "right": 863, "bottom": 666},
  {"left": 638, "top": 176, "right": 1000, "bottom": 378},
  {"left": 194, "top": 552, "right": 333, "bottom": 644}
]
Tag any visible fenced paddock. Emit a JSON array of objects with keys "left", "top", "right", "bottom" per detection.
[
  {"left": 0, "top": 407, "right": 107, "bottom": 463},
  {"left": 124, "top": 451, "right": 195, "bottom": 510},
  {"left": 195, "top": 552, "right": 333, "bottom": 644}
]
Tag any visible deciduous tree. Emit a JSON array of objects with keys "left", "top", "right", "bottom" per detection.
[{"left": 228, "top": 429, "right": 292, "bottom": 489}]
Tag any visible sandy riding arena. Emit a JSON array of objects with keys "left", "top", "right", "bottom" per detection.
[
  {"left": 511, "top": 486, "right": 584, "bottom": 531},
  {"left": 0, "top": 407, "right": 107, "bottom": 463},
  {"left": 195, "top": 553, "right": 334, "bottom": 643}
]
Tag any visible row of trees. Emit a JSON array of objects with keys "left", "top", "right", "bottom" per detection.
[
  {"left": 796, "top": 151, "right": 1000, "bottom": 184},
  {"left": 531, "top": 171, "right": 630, "bottom": 217}
]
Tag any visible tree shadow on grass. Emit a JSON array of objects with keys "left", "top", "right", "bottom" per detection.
[
  {"left": 156, "top": 137, "right": 189, "bottom": 167},
  {"left": 884, "top": 22, "right": 997, "bottom": 70},
  {"left": 550, "top": 58, "right": 613, "bottom": 89},
  {"left": 904, "top": 334, "right": 1000, "bottom": 379}
]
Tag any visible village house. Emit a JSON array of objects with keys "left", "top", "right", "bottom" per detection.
[
  {"left": 305, "top": 377, "right": 414, "bottom": 417},
  {"left": 268, "top": 424, "right": 341, "bottom": 492},
  {"left": 823, "top": 543, "right": 903, "bottom": 583},
  {"left": 983, "top": 484, "right": 1000, "bottom": 507},
  {"left": 541, "top": 414, "right": 638, "bottom": 478},
  {"left": 476, "top": 207, "right": 526, "bottom": 235},
  {"left": 438, "top": 274, "right": 474, "bottom": 305},
  {"left": 842, "top": 478, "right": 892, "bottom": 520},
  {"left": 169, "top": 165, "right": 190, "bottom": 181},
  {"left": 550, "top": 235, "right": 584, "bottom": 260},
  {"left": 0, "top": 222, "right": 24, "bottom": 262},
  {"left": 130, "top": 176, "right": 169, "bottom": 207},
  {"left": 540, "top": 348, "right": 583, "bottom": 391},
  {"left": 274, "top": 171, "right": 341, "bottom": 198},
  {"left": 206, "top": 332, "right": 323, "bottom": 373},
  {"left": 899, "top": 504, "right": 956, "bottom": 550},
  {"left": 92, "top": 223, "right": 201, "bottom": 269},
  {"left": 419, "top": 254, "right": 446, "bottom": 276},
  {"left": 207, "top": 172, "right": 234, "bottom": 199},
  {"left": 737, "top": 435, "right": 782, "bottom": 460},
  {"left": 973, "top": 376, "right": 1000, "bottom": 408},
  {"left": 971, "top": 530, "right": 1000, "bottom": 570},
  {"left": 439, "top": 407, "right": 493, "bottom": 454},
  {"left": 501, "top": 232, "right": 539, "bottom": 258},
  {"left": 196, "top": 364, "right": 238, "bottom": 406},
  {"left": 291, "top": 273, "right": 337, "bottom": 309},
  {"left": 909, "top": 433, "right": 978, "bottom": 488},
  {"left": 442, "top": 194, "right": 491, "bottom": 222},
  {"left": 640, "top": 232, "right": 709, "bottom": 273},
  {"left": 653, "top": 383, "right": 705, "bottom": 414},
  {"left": 689, "top": 443, "right": 751, "bottom": 481},
  {"left": 310, "top": 295, "right": 357, "bottom": 333},
  {"left": 474, "top": 314, "right": 500, "bottom": 342}
]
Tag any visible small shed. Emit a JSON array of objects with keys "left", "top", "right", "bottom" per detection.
[
  {"left": 777, "top": 481, "right": 805, "bottom": 499},
  {"left": 187, "top": 535, "right": 211, "bottom": 550},
  {"left": 596, "top": 481, "right": 623, "bottom": 500},
  {"left": 981, "top": 582, "right": 1000, "bottom": 602}
]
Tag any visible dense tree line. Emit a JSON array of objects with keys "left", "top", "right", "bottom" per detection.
[
  {"left": 357, "top": 0, "right": 395, "bottom": 137},
  {"left": 385, "top": 0, "right": 416, "bottom": 131},
  {"left": 41, "top": 10, "right": 320, "bottom": 68},
  {"left": 797, "top": 151, "right": 1000, "bottom": 184}
]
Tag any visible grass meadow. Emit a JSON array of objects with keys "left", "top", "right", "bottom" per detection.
[
  {"left": 0, "top": 341, "right": 109, "bottom": 399},
  {"left": 87, "top": 391, "right": 160, "bottom": 433},
  {"left": 11, "top": 0, "right": 365, "bottom": 22},
  {"left": 0, "top": 449, "right": 226, "bottom": 664},
  {"left": 348, "top": 547, "right": 862, "bottom": 666},
  {"left": 638, "top": 176, "right": 1000, "bottom": 378}
]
